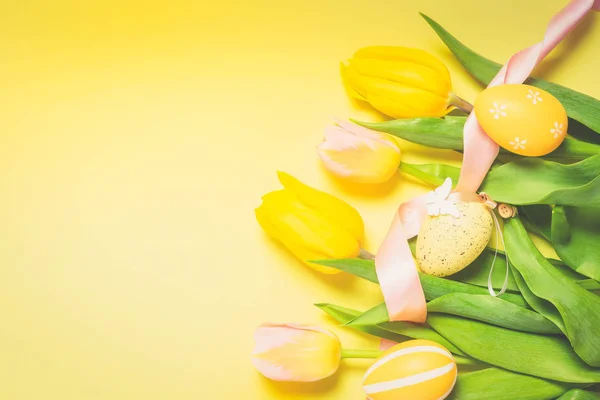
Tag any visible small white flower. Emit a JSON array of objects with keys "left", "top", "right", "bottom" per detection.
[
  {"left": 550, "top": 122, "right": 564, "bottom": 139},
  {"left": 526, "top": 89, "right": 543, "bottom": 105},
  {"left": 509, "top": 137, "right": 527, "bottom": 150},
  {"left": 489, "top": 102, "right": 507, "bottom": 119},
  {"left": 425, "top": 177, "right": 460, "bottom": 218}
]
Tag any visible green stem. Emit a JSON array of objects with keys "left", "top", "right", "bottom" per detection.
[
  {"left": 341, "top": 349, "right": 482, "bottom": 367},
  {"left": 341, "top": 349, "right": 383, "bottom": 359},
  {"left": 399, "top": 162, "right": 445, "bottom": 186},
  {"left": 359, "top": 248, "right": 376, "bottom": 261},
  {"left": 449, "top": 93, "right": 474, "bottom": 114}
]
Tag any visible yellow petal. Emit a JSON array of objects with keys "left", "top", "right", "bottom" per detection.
[
  {"left": 264, "top": 194, "right": 360, "bottom": 259},
  {"left": 256, "top": 189, "right": 357, "bottom": 273},
  {"left": 277, "top": 172, "right": 364, "bottom": 244},
  {"left": 349, "top": 58, "right": 451, "bottom": 97},
  {"left": 368, "top": 93, "right": 452, "bottom": 119},
  {"left": 357, "top": 75, "right": 448, "bottom": 112},
  {"left": 255, "top": 203, "right": 281, "bottom": 240},
  {"left": 344, "top": 65, "right": 450, "bottom": 118},
  {"left": 343, "top": 46, "right": 453, "bottom": 118},
  {"left": 343, "top": 63, "right": 371, "bottom": 99},
  {"left": 340, "top": 62, "right": 367, "bottom": 101},
  {"left": 354, "top": 46, "right": 451, "bottom": 84}
]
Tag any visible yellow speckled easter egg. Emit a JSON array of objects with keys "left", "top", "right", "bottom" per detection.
[
  {"left": 416, "top": 202, "right": 493, "bottom": 277},
  {"left": 363, "top": 340, "right": 457, "bottom": 400},
  {"left": 474, "top": 84, "right": 568, "bottom": 156}
]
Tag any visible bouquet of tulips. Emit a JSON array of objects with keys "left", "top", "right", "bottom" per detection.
[{"left": 252, "top": 5, "right": 600, "bottom": 400}]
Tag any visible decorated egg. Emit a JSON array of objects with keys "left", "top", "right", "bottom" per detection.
[
  {"left": 363, "top": 339, "right": 457, "bottom": 400},
  {"left": 416, "top": 196, "right": 493, "bottom": 277},
  {"left": 474, "top": 84, "right": 568, "bottom": 156}
]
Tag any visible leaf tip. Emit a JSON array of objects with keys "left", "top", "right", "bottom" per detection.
[
  {"left": 419, "top": 12, "right": 433, "bottom": 23},
  {"left": 349, "top": 118, "right": 370, "bottom": 128}
]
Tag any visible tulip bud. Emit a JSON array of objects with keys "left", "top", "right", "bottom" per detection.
[
  {"left": 317, "top": 120, "right": 402, "bottom": 183},
  {"left": 251, "top": 324, "right": 342, "bottom": 382},
  {"left": 342, "top": 46, "right": 465, "bottom": 119},
  {"left": 255, "top": 172, "right": 364, "bottom": 274}
]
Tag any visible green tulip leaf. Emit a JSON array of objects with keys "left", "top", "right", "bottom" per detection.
[
  {"left": 428, "top": 314, "right": 600, "bottom": 383},
  {"left": 427, "top": 293, "right": 561, "bottom": 334},
  {"left": 313, "top": 258, "right": 379, "bottom": 283},
  {"left": 511, "top": 265, "right": 567, "bottom": 335},
  {"left": 341, "top": 283, "right": 527, "bottom": 328},
  {"left": 548, "top": 260, "right": 597, "bottom": 285},
  {"left": 521, "top": 205, "right": 600, "bottom": 283},
  {"left": 577, "top": 279, "right": 600, "bottom": 291},
  {"left": 556, "top": 389, "right": 600, "bottom": 400},
  {"left": 312, "top": 253, "right": 595, "bottom": 294},
  {"left": 551, "top": 206, "right": 600, "bottom": 281},
  {"left": 315, "top": 303, "right": 408, "bottom": 343},
  {"left": 355, "top": 116, "right": 465, "bottom": 151},
  {"left": 318, "top": 242, "right": 523, "bottom": 292},
  {"left": 449, "top": 248, "right": 520, "bottom": 292},
  {"left": 447, "top": 368, "right": 574, "bottom": 400},
  {"left": 520, "top": 205, "right": 552, "bottom": 240},
  {"left": 356, "top": 116, "right": 600, "bottom": 163},
  {"left": 313, "top": 257, "right": 517, "bottom": 299},
  {"left": 345, "top": 289, "right": 527, "bottom": 327},
  {"left": 551, "top": 206, "right": 572, "bottom": 245},
  {"left": 344, "top": 302, "right": 390, "bottom": 326},
  {"left": 479, "top": 156, "right": 600, "bottom": 207},
  {"left": 420, "top": 13, "right": 600, "bottom": 134},
  {"left": 397, "top": 157, "right": 600, "bottom": 208},
  {"left": 505, "top": 217, "right": 600, "bottom": 367},
  {"left": 378, "top": 320, "right": 465, "bottom": 356},
  {"left": 399, "top": 162, "right": 460, "bottom": 187},
  {"left": 316, "top": 303, "right": 465, "bottom": 356},
  {"left": 314, "top": 262, "right": 530, "bottom": 327}
]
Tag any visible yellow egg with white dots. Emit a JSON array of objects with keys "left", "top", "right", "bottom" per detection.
[
  {"left": 474, "top": 84, "right": 568, "bottom": 156},
  {"left": 363, "top": 340, "right": 457, "bottom": 400}
]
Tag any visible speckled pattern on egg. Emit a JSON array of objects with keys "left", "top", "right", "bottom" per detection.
[{"left": 416, "top": 202, "right": 493, "bottom": 277}]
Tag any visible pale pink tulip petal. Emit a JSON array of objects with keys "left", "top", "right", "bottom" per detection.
[
  {"left": 252, "top": 324, "right": 304, "bottom": 354},
  {"left": 318, "top": 122, "right": 401, "bottom": 184},
  {"left": 336, "top": 120, "right": 400, "bottom": 151},
  {"left": 252, "top": 357, "right": 296, "bottom": 381},
  {"left": 251, "top": 323, "right": 341, "bottom": 382}
]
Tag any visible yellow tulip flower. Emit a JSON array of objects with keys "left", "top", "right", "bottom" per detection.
[
  {"left": 317, "top": 120, "right": 402, "bottom": 184},
  {"left": 255, "top": 172, "right": 364, "bottom": 274},
  {"left": 341, "top": 46, "right": 471, "bottom": 118},
  {"left": 251, "top": 323, "right": 342, "bottom": 382}
]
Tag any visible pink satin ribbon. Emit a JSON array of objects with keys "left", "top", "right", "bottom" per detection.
[{"left": 375, "top": 0, "right": 600, "bottom": 323}]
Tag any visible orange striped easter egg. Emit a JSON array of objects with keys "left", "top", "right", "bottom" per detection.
[{"left": 363, "top": 340, "right": 457, "bottom": 400}]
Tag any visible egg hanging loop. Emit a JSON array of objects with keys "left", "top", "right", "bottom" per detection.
[{"left": 487, "top": 210, "right": 510, "bottom": 298}]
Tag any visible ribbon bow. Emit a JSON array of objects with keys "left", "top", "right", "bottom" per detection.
[{"left": 376, "top": 0, "right": 600, "bottom": 323}]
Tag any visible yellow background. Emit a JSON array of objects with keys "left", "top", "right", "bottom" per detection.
[{"left": 1, "top": 1, "right": 599, "bottom": 398}]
